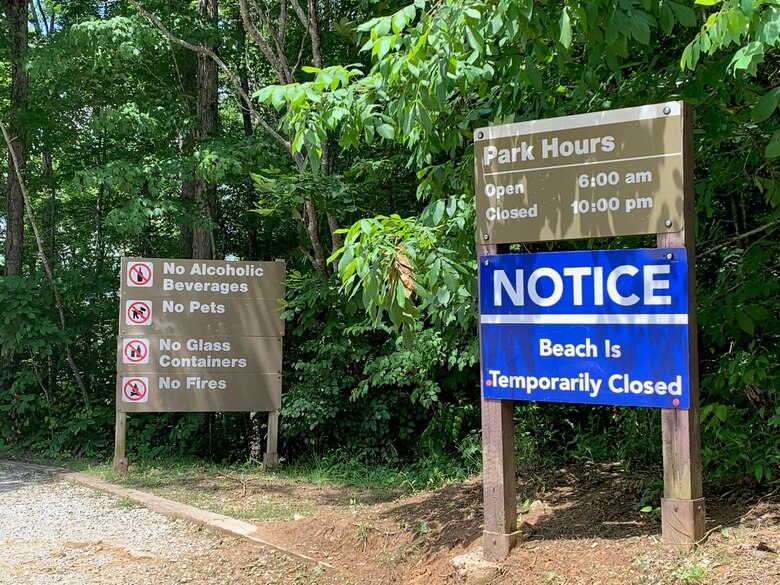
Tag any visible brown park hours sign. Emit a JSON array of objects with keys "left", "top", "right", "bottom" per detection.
[
  {"left": 474, "top": 102, "right": 685, "bottom": 244},
  {"left": 116, "top": 258, "right": 285, "bottom": 413}
]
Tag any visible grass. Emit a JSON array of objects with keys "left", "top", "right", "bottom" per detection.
[
  {"left": 4, "top": 447, "right": 780, "bottom": 585},
  {"left": 113, "top": 496, "right": 139, "bottom": 509},
  {"left": 11, "top": 451, "right": 471, "bottom": 524}
]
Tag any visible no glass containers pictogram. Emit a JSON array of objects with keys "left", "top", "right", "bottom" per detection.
[
  {"left": 122, "top": 377, "right": 149, "bottom": 403},
  {"left": 125, "top": 300, "right": 152, "bottom": 326},
  {"left": 127, "top": 261, "right": 153, "bottom": 287},
  {"left": 122, "top": 338, "right": 150, "bottom": 365}
]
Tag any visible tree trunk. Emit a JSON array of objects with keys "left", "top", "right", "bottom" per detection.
[
  {"left": 179, "top": 172, "right": 196, "bottom": 258},
  {"left": 42, "top": 151, "right": 56, "bottom": 261},
  {"left": 94, "top": 183, "right": 105, "bottom": 274},
  {"left": 4, "top": 0, "right": 28, "bottom": 276},
  {"left": 193, "top": 0, "right": 219, "bottom": 260},
  {"left": 178, "top": 18, "right": 197, "bottom": 259},
  {"left": 237, "top": 18, "right": 261, "bottom": 261}
]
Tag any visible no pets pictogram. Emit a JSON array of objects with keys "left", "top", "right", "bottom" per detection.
[{"left": 125, "top": 300, "right": 152, "bottom": 325}]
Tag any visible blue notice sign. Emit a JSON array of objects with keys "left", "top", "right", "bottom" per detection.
[{"left": 479, "top": 248, "right": 690, "bottom": 408}]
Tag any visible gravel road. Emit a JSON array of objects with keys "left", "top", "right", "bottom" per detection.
[{"left": 0, "top": 463, "right": 295, "bottom": 585}]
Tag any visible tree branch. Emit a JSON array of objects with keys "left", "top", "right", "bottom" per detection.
[
  {"left": 238, "top": 0, "right": 290, "bottom": 84},
  {"left": 128, "top": 0, "right": 291, "bottom": 152},
  {"left": 251, "top": 0, "right": 294, "bottom": 80},
  {"left": 307, "top": 0, "right": 323, "bottom": 68},
  {"left": 0, "top": 120, "right": 91, "bottom": 409},
  {"left": 699, "top": 219, "right": 780, "bottom": 258},
  {"left": 289, "top": 0, "right": 308, "bottom": 27},
  {"left": 28, "top": 0, "right": 42, "bottom": 36},
  {"left": 35, "top": 0, "right": 51, "bottom": 36},
  {"left": 279, "top": 0, "right": 288, "bottom": 48}
]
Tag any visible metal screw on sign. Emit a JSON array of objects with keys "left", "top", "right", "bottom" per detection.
[
  {"left": 665, "top": 253, "right": 674, "bottom": 260},
  {"left": 477, "top": 131, "right": 484, "bottom": 139},
  {"left": 664, "top": 106, "right": 671, "bottom": 115},
  {"left": 483, "top": 234, "right": 489, "bottom": 240},
  {"left": 665, "top": 219, "right": 673, "bottom": 228},
  {"left": 484, "top": 259, "right": 490, "bottom": 266}
]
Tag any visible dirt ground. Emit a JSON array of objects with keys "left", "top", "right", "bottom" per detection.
[{"left": 125, "top": 463, "right": 780, "bottom": 584}]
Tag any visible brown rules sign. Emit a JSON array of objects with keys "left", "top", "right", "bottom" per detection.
[
  {"left": 474, "top": 102, "right": 685, "bottom": 244},
  {"left": 116, "top": 258, "right": 285, "bottom": 413}
]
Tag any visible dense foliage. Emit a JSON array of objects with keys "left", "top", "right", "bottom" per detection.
[{"left": 0, "top": 0, "right": 778, "bottom": 487}]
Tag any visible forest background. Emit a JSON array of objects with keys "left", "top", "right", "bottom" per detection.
[{"left": 0, "top": 0, "right": 778, "bottom": 489}]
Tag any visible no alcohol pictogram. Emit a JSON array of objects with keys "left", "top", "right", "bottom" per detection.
[
  {"left": 126, "top": 300, "right": 152, "bottom": 325},
  {"left": 122, "top": 377, "right": 149, "bottom": 402},
  {"left": 127, "top": 262, "right": 153, "bottom": 287},
  {"left": 122, "top": 338, "right": 149, "bottom": 364}
]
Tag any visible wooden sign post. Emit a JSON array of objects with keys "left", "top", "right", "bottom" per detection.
[
  {"left": 659, "top": 104, "right": 705, "bottom": 545},
  {"left": 113, "top": 411, "right": 128, "bottom": 474},
  {"left": 479, "top": 243, "right": 520, "bottom": 562},
  {"left": 474, "top": 102, "right": 704, "bottom": 560}
]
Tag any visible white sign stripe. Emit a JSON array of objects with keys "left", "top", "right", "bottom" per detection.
[
  {"left": 483, "top": 152, "right": 681, "bottom": 178},
  {"left": 480, "top": 314, "right": 688, "bottom": 325}
]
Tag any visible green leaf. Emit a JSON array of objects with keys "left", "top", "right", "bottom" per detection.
[
  {"left": 694, "top": 0, "right": 721, "bottom": 5},
  {"left": 465, "top": 24, "right": 485, "bottom": 52},
  {"left": 271, "top": 86, "right": 288, "bottom": 109},
  {"left": 766, "top": 130, "right": 780, "bottom": 158},
  {"left": 373, "top": 36, "right": 393, "bottom": 60},
  {"left": 254, "top": 85, "right": 275, "bottom": 102},
  {"left": 750, "top": 87, "right": 780, "bottom": 122},
  {"left": 743, "top": 304, "right": 770, "bottom": 321},
  {"left": 464, "top": 8, "right": 481, "bottom": 22},
  {"left": 736, "top": 310, "right": 755, "bottom": 335},
  {"left": 526, "top": 58, "right": 543, "bottom": 91},
  {"left": 669, "top": 2, "right": 697, "bottom": 27},
  {"left": 337, "top": 245, "right": 354, "bottom": 273},
  {"left": 292, "top": 131, "right": 305, "bottom": 153},
  {"left": 559, "top": 7, "right": 573, "bottom": 49},
  {"left": 729, "top": 41, "right": 765, "bottom": 75},
  {"left": 628, "top": 10, "right": 653, "bottom": 44},
  {"left": 392, "top": 12, "right": 406, "bottom": 34},
  {"left": 395, "top": 281, "right": 407, "bottom": 307},
  {"left": 326, "top": 246, "right": 344, "bottom": 264},
  {"left": 756, "top": 7, "right": 780, "bottom": 45},
  {"left": 376, "top": 123, "right": 395, "bottom": 139},
  {"left": 373, "top": 16, "right": 392, "bottom": 38},
  {"left": 659, "top": 2, "right": 675, "bottom": 34},
  {"left": 436, "top": 287, "right": 451, "bottom": 305},
  {"left": 431, "top": 200, "right": 445, "bottom": 224}
]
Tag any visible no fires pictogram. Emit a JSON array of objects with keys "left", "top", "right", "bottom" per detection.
[
  {"left": 122, "top": 377, "right": 149, "bottom": 403},
  {"left": 125, "top": 300, "right": 152, "bottom": 325},
  {"left": 127, "top": 261, "right": 153, "bottom": 287},
  {"left": 122, "top": 338, "right": 149, "bottom": 364}
]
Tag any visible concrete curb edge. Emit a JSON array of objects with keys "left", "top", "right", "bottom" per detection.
[{"left": 0, "top": 459, "right": 334, "bottom": 569}]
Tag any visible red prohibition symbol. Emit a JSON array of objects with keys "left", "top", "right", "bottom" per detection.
[
  {"left": 123, "top": 377, "right": 148, "bottom": 402},
  {"left": 127, "top": 262, "right": 153, "bottom": 287},
  {"left": 126, "top": 301, "right": 152, "bottom": 325},
  {"left": 123, "top": 339, "right": 149, "bottom": 363}
]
